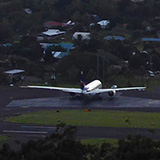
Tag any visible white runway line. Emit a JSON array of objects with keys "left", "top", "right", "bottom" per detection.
[
  {"left": 21, "top": 126, "right": 56, "bottom": 129},
  {"left": 3, "top": 130, "right": 48, "bottom": 134}
]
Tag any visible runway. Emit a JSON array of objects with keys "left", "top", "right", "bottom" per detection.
[
  {"left": 1, "top": 122, "right": 160, "bottom": 141},
  {"left": 6, "top": 93, "right": 160, "bottom": 109}
]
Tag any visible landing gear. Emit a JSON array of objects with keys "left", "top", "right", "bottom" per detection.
[{"left": 69, "top": 93, "right": 81, "bottom": 100}]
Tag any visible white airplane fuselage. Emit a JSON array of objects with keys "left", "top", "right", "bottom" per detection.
[{"left": 82, "top": 80, "right": 102, "bottom": 94}]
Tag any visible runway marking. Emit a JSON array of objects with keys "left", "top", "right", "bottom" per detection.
[
  {"left": 3, "top": 130, "right": 48, "bottom": 134},
  {"left": 21, "top": 126, "right": 56, "bottom": 129}
]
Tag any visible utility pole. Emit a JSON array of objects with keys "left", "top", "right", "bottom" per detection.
[
  {"left": 103, "top": 57, "right": 105, "bottom": 84},
  {"left": 97, "top": 49, "right": 105, "bottom": 82},
  {"left": 97, "top": 55, "right": 100, "bottom": 79}
]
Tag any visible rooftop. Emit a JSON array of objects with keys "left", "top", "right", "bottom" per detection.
[
  {"left": 4, "top": 69, "right": 25, "bottom": 75},
  {"left": 141, "top": 38, "right": 160, "bottom": 42},
  {"left": 104, "top": 36, "right": 125, "bottom": 41}
]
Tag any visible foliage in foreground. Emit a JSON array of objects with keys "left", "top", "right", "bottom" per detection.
[{"left": 1, "top": 125, "right": 160, "bottom": 160}]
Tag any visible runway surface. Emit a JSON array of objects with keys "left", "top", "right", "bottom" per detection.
[
  {"left": 1, "top": 122, "right": 160, "bottom": 143},
  {"left": 6, "top": 93, "right": 160, "bottom": 109}
]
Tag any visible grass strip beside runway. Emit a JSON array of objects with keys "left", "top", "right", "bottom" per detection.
[
  {"left": 5, "top": 110, "right": 160, "bottom": 129},
  {"left": 0, "top": 136, "right": 9, "bottom": 142}
]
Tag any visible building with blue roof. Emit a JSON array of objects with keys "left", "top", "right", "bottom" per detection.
[
  {"left": 59, "top": 43, "right": 73, "bottom": 52},
  {"left": 41, "top": 42, "right": 73, "bottom": 59},
  {"left": 141, "top": 38, "right": 160, "bottom": 42},
  {"left": 52, "top": 51, "right": 69, "bottom": 59},
  {"left": 104, "top": 36, "right": 125, "bottom": 41},
  {"left": 2, "top": 43, "right": 12, "bottom": 47}
]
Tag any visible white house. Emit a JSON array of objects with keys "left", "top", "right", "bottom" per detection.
[
  {"left": 42, "top": 29, "right": 66, "bottom": 36},
  {"left": 97, "top": 20, "right": 110, "bottom": 29},
  {"left": 24, "top": 8, "right": 32, "bottom": 14},
  {"left": 72, "top": 32, "right": 90, "bottom": 40}
]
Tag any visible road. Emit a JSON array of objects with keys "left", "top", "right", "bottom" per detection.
[{"left": 0, "top": 122, "right": 159, "bottom": 143}]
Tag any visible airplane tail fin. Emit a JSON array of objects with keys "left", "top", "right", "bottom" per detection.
[{"left": 80, "top": 71, "right": 85, "bottom": 90}]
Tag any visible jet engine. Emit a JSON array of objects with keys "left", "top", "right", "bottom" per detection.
[
  {"left": 108, "top": 85, "right": 117, "bottom": 97},
  {"left": 108, "top": 90, "right": 116, "bottom": 97}
]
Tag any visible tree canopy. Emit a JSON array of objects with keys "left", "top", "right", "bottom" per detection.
[{"left": 1, "top": 125, "right": 160, "bottom": 160}]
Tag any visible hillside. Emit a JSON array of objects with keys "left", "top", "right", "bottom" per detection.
[{"left": 0, "top": 0, "right": 160, "bottom": 86}]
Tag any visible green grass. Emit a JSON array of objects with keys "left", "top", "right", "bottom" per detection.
[
  {"left": 0, "top": 136, "right": 9, "bottom": 142},
  {"left": 5, "top": 110, "right": 160, "bottom": 129},
  {"left": 81, "top": 138, "right": 118, "bottom": 147}
]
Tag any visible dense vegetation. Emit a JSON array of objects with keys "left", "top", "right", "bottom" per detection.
[
  {"left": 0, "top": 0, "right": 160, "bottom": 85},
  {"left": 1, "top": 125, "right": 160, "bottom": 160},
  {"left": 0, "top": 0, "right": 160, "bottom": 36}
]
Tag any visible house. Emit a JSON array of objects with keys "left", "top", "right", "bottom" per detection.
[
  {"left": 65, "top": 20, "right": 75, "bottom": 27},
  {"left": 148, "top": 70, "right": 154, "bottom": 77},
  {"left": 44, "top": 20, "right": 75, "bottom": 29},
  {"left": 40, "top": 43, "right": 54, "bottom": 49},
  {"left": 4, "top": 69, "right": 25, "bottom": 75},
  {"left": 97, "top": 20, "right": 110, "bottom": 29},
  {"left": 141, "top": 38, "right": 160, "bottom": 42},
  {"left": 4, "top": 69, "right": 25, "bottom": 84},
  {"left": 37, "top": 29, "right": 66, "bottom": 41},
  {"left": 44, "top": 21, "right": 65, "bottom": 28},
  {"left": 40, "top": 43, "right": 73, "bottom": 59},
  {"left": 104, "top": 36, "right": 125, "bottom": 41},
  {"left": 24, "top": 8, "right": 32, "bottom": 14},
  {"left": 40, "top": 43, "right": 73, "bottom": 52},
  {"left": 59, "top": 43, "right": 73, "bottom": 52},
  {"left": 72, "top": 32, "right": 90, "bottom": 40},
  {"left": 52, "top": 52, "right": 69, "bottom": 59},
  {"left": 1, "top": 43, "right": 12, "bottom": 47},
  {"left": 42, "top": 29, "right": 66, "bottom": 37}
]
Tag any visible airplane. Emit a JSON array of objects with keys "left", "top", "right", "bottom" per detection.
[{"left": 24, "top": 71, "right": 146, "bottom": 98}]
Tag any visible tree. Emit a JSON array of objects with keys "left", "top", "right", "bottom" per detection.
[
  {"left": 56, "top": 51, "right": 97, "bottom": 83},
  {"left": 117, "top": 135, "right": 158, "bottom": 160},
  {"left": 0, "top": 21, "right": 13, "bottom": 43},
  {"left": 152, "top": 52, "right": 160, "bottom": 71},
  {"left": 20, "top": 35, "right": 43, "bottom": 60},
  {"left": 43, "top": 46, "right": 55, "bottom": 62}
]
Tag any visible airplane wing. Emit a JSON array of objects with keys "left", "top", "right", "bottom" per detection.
[
  {"left": 23, "top": 85, "right": 146, "bottom": 95},
  {"left": 84, "top": 87, "right": 146, "bottom": 95},
  {"left": 25, "top": 85, "right": 82, "bottom": 94}
]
